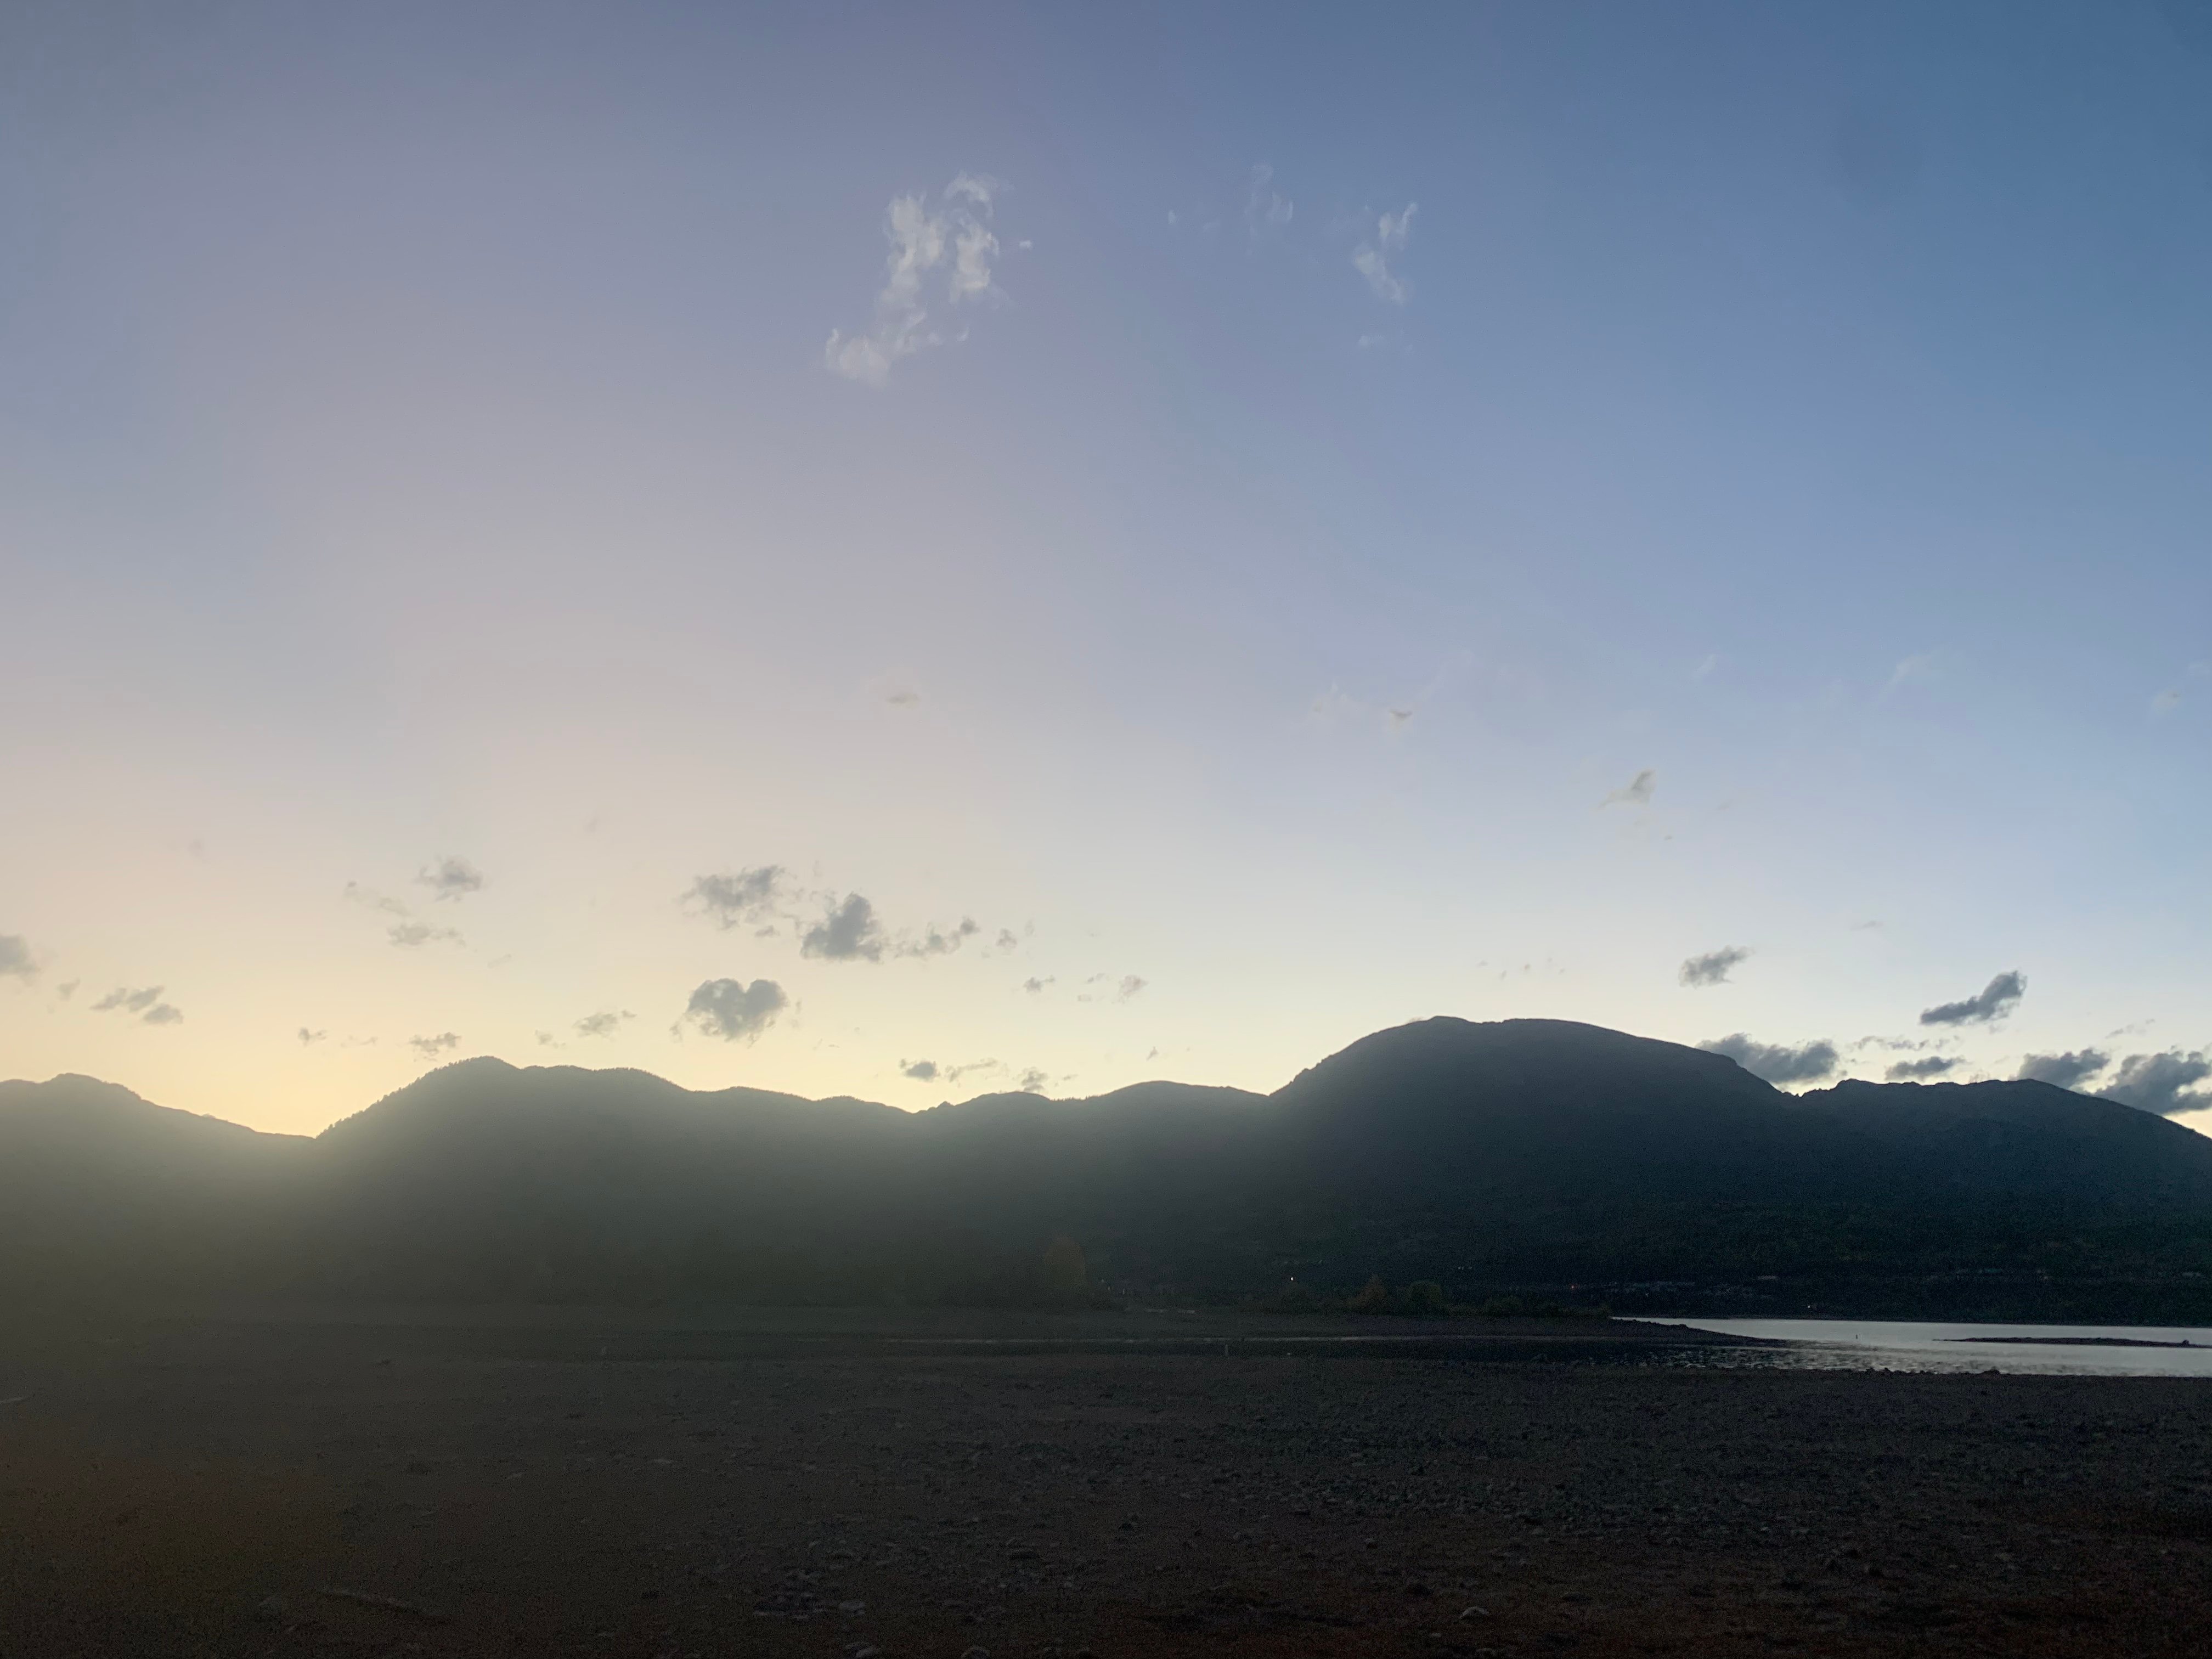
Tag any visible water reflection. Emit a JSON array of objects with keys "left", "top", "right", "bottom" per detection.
[{"left": 1638, "top": 1318, "right": 2212, "bottom": 1377}]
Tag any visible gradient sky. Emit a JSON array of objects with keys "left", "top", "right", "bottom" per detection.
[{"left": 5, "top": 2, "right": 2211, "bottom": 1136}]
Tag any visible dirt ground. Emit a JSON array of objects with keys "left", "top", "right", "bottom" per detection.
[{"left": 2, "top": 1306, "right": 2209, "bottom": 1658}]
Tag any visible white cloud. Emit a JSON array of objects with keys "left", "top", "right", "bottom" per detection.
[
  {"left": 1353, "top": 204, "right": 1417, "bottom": 304},
  {"left": 826, "top": 176, "right": 1008, "bottom": 386}
]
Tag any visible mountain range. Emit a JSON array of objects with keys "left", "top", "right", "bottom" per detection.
[{"left": 8, "top": 1018, "right": 2212, "bottom": 1317}]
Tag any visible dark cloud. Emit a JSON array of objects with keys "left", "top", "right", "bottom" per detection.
[
  {"left": 1602, "top": 769, "right": 1656, "bottom": 808},
  {"left": 409, "top": 1032, "right": 461, "bottom": 1058},
  {"left": 388, "top": 920, "right": 464, "bottom": 949},
  {"left": 0, "top": 933, "right": 35, "bottom": 979},
  {"left": 1701, "top": 1033, "right": 1839, "bottom": 1085},
  {"left": 92, "top": 985, "right": 182, "bottom": 1025},
  {"left": 1017, "top": 1068, "right": 1049, "bottom": 1093},
  {"left": 297, "top": 1028, "right": 327, "bottom": 1046},
  {"left": 681, "top": 978, "right": 787, "bottom": 1043},
  {"left": 2097, "top": 1051, "right": 2212, "bottom": 1116},
  {"left": 685, "top": 867, "right": 789, "bottom": 930},
  {"left": 1885, "top": 1055, "right": 1957, "bottom": 1081},
  {"left": 901, "top": 1059, "right": 939, "bottom": 1081},
  {"left": 899, "top": 917, "right": 980, "bottom": 959},
  {"left": 416, "top": 856, "right": 485, "bottom": 902},
  {"left": 995, "top": 929, "right": 1019, "bottom": 951},
  {"left": 573, "top": 1010, "right": 634, "bottom": 1040},
  {"left": 1919, "top": 970, "right": 2025, "bottom": 1027},
  {"left": 1679, "top": 946, "right": 1751, "bottom": 988},
  {"left": 802, "top": 894, "right": 887, "bottom": 962},
  {"left": 2016, "top": 1049, "right": 2109, "bottom": 1091}
]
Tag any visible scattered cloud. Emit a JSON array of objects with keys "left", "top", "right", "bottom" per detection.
[
  {"left": 55, "top": 979, "right": 77, "bottom": 1001},
  {"left": 388, "top": 920, "right": 465, "bottom": 949},
  {"left": 1352, "top": 203, "right": 1417, "bottom": 304},
  {"left": 1692, "top": 653, "right": 1719, "bottom": 681},
  {"left": 409, "top": 1032, "right": 461, "bottom": 1058},
  {"left": 92, "top": 985, "right": 183, "bottom": 1025},
  {"left": 1017, "top": 1067, "right": 1050, "bottom": 1094},
  {"left": 1701, "top": 1033, "right": 1840, "bottom": 1085},
  {"left": 685, "top": 867, "right": 791, "bottom": 930},
  {"left": 1918, "top": 970, "right": 2025, "bottom": 1028},
  {"left": 1886, "top": 1055, "right": 1958, "bottom": 1081},
  {"left": 2097, "top": 1051, "right": 2212, "bottom": 1116},
  {"left": 536, "top": 1031, "right": 558, "bottom": 1046},
  {"left": 899, "top": 917, "right": 980, "bottom": 959},
  {"left": 826, "top": 174, "right": 1007, "bottom": 386},
  {"left": 901, "top": 1059, "right": 939, "bottom": 1082},
  {"left": 802, "top": 893, "right": 888, "bottom": 962},
  {"left": 680, "top": 977, "right": 787, "bottom": 1043},
  {"left": 885, "top": 689, "right": 921, "bottom": 707},
  {"left": 416, "top": 856, "right": 484, "bottom": 902},
  {"left": 995, "top": 928, "right": 1019, "bottom": 952},
  {"left": 1679, "top": 946, "right": 1751, "bottom": 988},
  {"left": 1118, "top": 975, "right": 1147, "bottom": 1001},
  {"left": 2016, "top": 1049, "right": 2110, "bottom": 1091},
  {"left": 1244, "top": 163, "right": 1293, "bottom": 239},
  {"left": 0, "top": 933, "right": 35, "bottom": 979},
  {"left": 573, "top": 1010, "right": 634, "bottom": 1040},
  {"left": 297, "top": 1028, "right": 326, "bottom": 1046},
  {"left": 1602, "top": 769, "right": 1657, "bottom": 809},
  {"left": 1023, "top": 976, "right": 1053, "bottom": 994}
]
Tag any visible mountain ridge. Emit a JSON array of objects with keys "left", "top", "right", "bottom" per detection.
[{"left": 8, "top": 1017, "right": 2212, "bottom": 1314}]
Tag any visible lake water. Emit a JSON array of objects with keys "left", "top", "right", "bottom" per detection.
[{"left": 1639, "top": 1317, "right": 2212, "bottom": 1377}]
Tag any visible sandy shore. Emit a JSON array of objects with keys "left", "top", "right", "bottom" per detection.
[{"left": 2, "top": 1306, "right": 2208, "bottom": 1656}]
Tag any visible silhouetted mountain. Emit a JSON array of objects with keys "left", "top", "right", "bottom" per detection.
[{"left": 8, "top": 1018, "right": 2212, "bottom": 1312}]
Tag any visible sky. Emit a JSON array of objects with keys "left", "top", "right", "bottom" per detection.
[{"left": 4, "top": 1, "right": 2211, "bottom": 1137}]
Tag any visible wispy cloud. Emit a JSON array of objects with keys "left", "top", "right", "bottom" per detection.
[
  {"left": 573, "top": 1010, "right": 634, "bottom": 1040},
  {"left": 297, "top": 1027, "right": 327, "bottom": 1046},
  {"left": 409, "top": 1032, "right": 460, "bottom": 1058},
  {"left": 826, "top": 175, "right": 1007, "bottom": 386},
  {"left": 898, "top": 918, "right": 980, "bottom": 959},
  {"left": 92, "top": 985, "right": 183, "bottom": 1025},
  {"left": 685, "top": 867, "right": 791, "bottom": 930},
  {"left": 1919, "top": 970, "right": 2024, "bottom": 1027},
  {"left": 1117, "top": 975, "right": 1147, "bottom": 1001},
  {"left": 388, "top": 920, "right": 465, "bottom": 949},
  {"left": 1244, "top": 163, "right": 1293, "bottom": 239},
  {"left": 1679, "top": 946, "right": 1751, "bottom": 988},
  {"left": 1602, "top": 769, "right": 1657, "bottom": 809},
  {"left": 1023, "top": 975, "right": 1053, "bottom": 994},
  {"left": 680, "top": 977, "right": 787, "bottom": 1043},
  {"left": 1353, "top": 204, "right": 1417, "bottom": 304}
]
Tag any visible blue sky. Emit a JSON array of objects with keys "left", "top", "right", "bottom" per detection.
[{"left": 4, "top": 1, "right": 2210, "bottom": 1131}]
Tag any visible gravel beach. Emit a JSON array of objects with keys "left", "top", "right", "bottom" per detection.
[{"left": 3, "top": 1307, "right": 2208, "bottom": 1657}]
